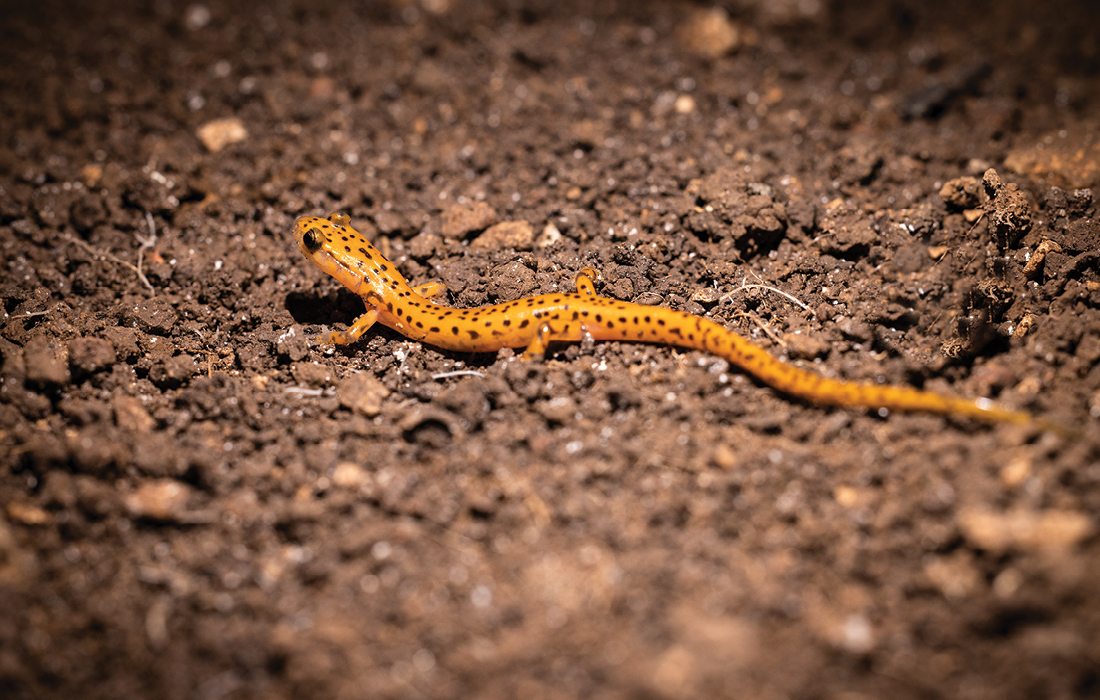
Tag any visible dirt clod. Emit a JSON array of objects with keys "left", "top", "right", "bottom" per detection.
[
  {"left": 471, "top": 220, "right": 535, "bottom": 250},
  {"left": 23, "top": 336, "right": 70, "bottom": 387},
  {"left": 337, "top": 373, "right": 389, "bottom": 417},
  {"left": 441, "top": 201, "right": 497, "bottom": 239}
]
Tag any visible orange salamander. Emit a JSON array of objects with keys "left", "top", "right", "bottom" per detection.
[{"left": 295, "top": 212, "right": 1056, "bottom": 431}]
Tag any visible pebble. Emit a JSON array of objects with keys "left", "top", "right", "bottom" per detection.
[
  {"left": 441, "top": 201, "right": 496, "bottom": 239},
  {"left": 331, "top": 462, "right": 370, "bottom": 489},
  {"left": 125, "top": 479, "right": 194, "bottom": 521},
  {"left": 196, "top": 117, "right": 248, "bottom": 153},
  {"left": 470, "top": 220, "right": 534, "bottom": 250},
  {"left": 537, "top": 222, "right": 562, "bottom": 248},
  {"left": 958, "top": 508, "right": 1092, "bottom": 553},
  {"left": 677, "top": 7, "right": 741, "bottom": 59},
  {"left": 337, "top": 373, "right": 389, "bottom": 417},
  {"left": 5, "top": 502, "right": 51, "bottom": 526},
  {"left": 23, "top": 337, "right": 71, "bottom": 386}
]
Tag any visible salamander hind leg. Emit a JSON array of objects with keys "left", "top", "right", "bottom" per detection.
[
  {"left": 413, "top": 281, "right": 448, "bottom": 300},
  {"left": 522, "top": 322, "right": 559, "bottom": 359},
  {"left": 320, "top": 308, "right": 378, "bottom": 345},
  {"left": 575, "top": 266, "right": 600, "bottom": 296}
]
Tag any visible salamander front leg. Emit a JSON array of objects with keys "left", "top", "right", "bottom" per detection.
[
  {"left": 412, "top": 281, "right": 448, "bottom": 300},
  {"left": 322, "top": 308, "right": 379, "bottom": 345},
  {"left": 575, "top": 266, "right": 600, "bottom": 297}
]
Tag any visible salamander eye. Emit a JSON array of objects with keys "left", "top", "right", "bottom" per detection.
[{"left": 302, "top": 228, "right": 323, "bottom": 253}]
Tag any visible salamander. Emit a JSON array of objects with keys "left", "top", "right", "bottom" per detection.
[{"left": 294, "top": 212, "right": 1057, "bottom": 430}]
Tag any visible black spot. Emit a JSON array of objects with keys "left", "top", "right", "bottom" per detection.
[
  {"left": 519, "top": 319, "right": 530, "bottom": 328},
  {"left": 451, "top": 326, "right": 459, "bottom": 334},
  {"left": 503, "top": 319, "right": 511, "bottom": 326},
  {"left": 468, "top": 330, "right": 480, "bottom": 339},
  {"left": 429, "top": 326, "right": 440, "bottom": 333}
]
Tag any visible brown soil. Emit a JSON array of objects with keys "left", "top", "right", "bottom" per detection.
[{"left": 2, "top": 1, "right": 1099, "bottom": 698}]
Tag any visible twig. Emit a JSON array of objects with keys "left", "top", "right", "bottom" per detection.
[
  {"left": 62, "top": 230, "right": 154, "bottom": 292},
  {"left": 431, "top": 370, "right": 486, "bottom": 380},
  {"left": 8, "top": 310, "right": 49, "bottom": 321},
  {"left": 720, "top": 271, "right": 815, "bottom": 315},
  {"left": 736, "top": 310, "right": 786, "bottom": 347},
  {"left": 284, "top": 386, "right": 326, "bottom": 396},
  {"left": 134, "top": 212, "right": 159, "bottom": 292}
]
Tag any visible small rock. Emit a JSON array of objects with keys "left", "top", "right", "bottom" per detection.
[
  {"left": 958, "top": 508, "right": 1092, "bottom": 553},
  {"left": 68, "top": 336, "right": 116, "bottom": 378},
  {"left": 999, "top": 456, "right": 1032, "bottom": 488},
  {"left": 537, "top": 222, "right": 562, "bottom": 248},
  {"left": 674, "top": 94, "right": 696, "bottom": 114},
  {"left": 689, "top": 286, "right": 722, "bottom": 306},
  {"left": 1022, "top": 238, "right": 1063, "bottom": 277},
  {"left": 710, "top": 443, "right": 738, "bottom": 471},
  {"left": 441, "top": 201, "right": 496, "bottom": 239},
  {"left": 470, "top": 220, "right": 534, "bottom": 250},
  {"left": 677, "top": 7, "right": 741, "bottom": 59},
  {"left": 196, "top": 117, "right": 248, "bottom": 153},
  {"left": 331, "top": 462, "right": 369, "bottom": 489},
  {"left": 125, "top": 480, "right": 194, "bottom": 521},
  {"left": 5, "top": 502, "right": 51, "bottom": 526},
  {"left": 23, "top": 337, "right": 71, "bottom": 386},
  {"left": 927, "top": 245, "right": 950, "bottom": 260},
  {"left": 337, "top": 373, "right": 389, "bottom": 417}
]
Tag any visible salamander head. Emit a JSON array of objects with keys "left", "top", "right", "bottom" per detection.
[{"left": 294, "top": 212, "right": 401, "bottom": 296}]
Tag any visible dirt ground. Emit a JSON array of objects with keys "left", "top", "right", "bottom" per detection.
[{"left": 2, "top": 0, "right": 1099, "bottom": 697}]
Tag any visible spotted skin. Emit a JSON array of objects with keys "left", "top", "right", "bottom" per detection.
[{"left": 294, "top": 212, "right": 1055, "bottom": 429}]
